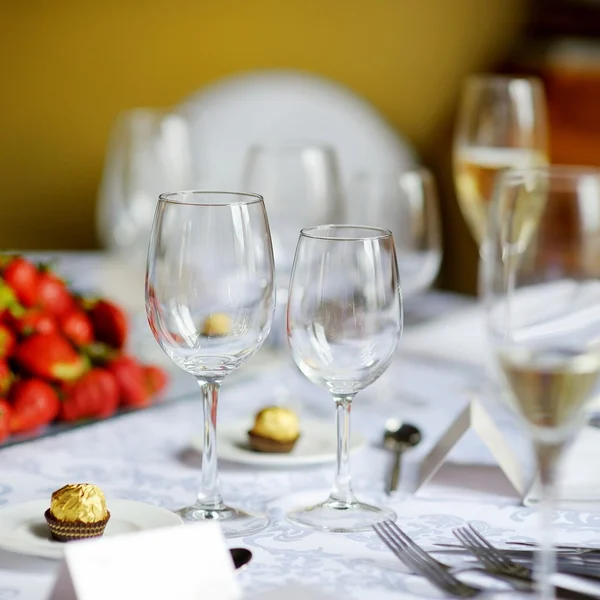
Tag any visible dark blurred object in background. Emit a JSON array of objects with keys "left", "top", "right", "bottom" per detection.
[{"left": 505, "top": 0, "right": 600, "bottom": 167}]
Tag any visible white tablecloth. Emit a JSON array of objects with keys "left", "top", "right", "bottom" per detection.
[{"left": 2, "top": 253, "right": 600, "bottom": 600}]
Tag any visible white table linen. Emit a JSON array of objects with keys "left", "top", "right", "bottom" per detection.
[{"left": 2, "top": 254, "right": 600, "bottom": 600}]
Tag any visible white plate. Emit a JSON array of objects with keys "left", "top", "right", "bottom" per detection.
[
  {"left": 0, "top": 499, "right": 182, "bottom": 560},
  {"left": 192, "top": 418, "right": 366, "bottom": 467},
  {"left": 177, "top": 69, "right": 417, "bottom": 192}
]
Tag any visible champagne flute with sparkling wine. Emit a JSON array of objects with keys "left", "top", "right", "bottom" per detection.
[
  {"left": 482, "top": 167, "right": 600, "bottom": 599},
  {"left": 454, "top": 75, "right": 548, "bottom": 245},
  {"left": 145, "top": 191, "right": 275, "bottom": 538},
  {"left": 285, "top": 225, "right": 402, "bottom": 532}
]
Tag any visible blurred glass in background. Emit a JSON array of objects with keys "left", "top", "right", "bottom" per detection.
[
  {"left": 453, "top": 75, "right": 549, "bottom": 246},
  {"left": 97, "top": 108, "right": 193, "bottom": 258},
  {"left": 347, "top": 168, "right": 442, "bottom": 300}
]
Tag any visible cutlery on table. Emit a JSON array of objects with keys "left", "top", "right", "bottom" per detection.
[
  {"left": 447, "top": 527, "right": 600, "bottom": 581},
  {"left": 508, "top": 542, "right": 600, "bottom": 554},
  {"left": 382, "top": 420, "right": 421, "bottom": 494},
  {"left": 374, "top": 521, "right": 599, "bottom": 599},
  {"left": 452, "top": 524, "right": 600, "bottom": 595},
  {"left": 435, "top": 543, "right": 590, "bottom": 556},
  {"left": 374, "top": 520, "right": 481, "bottom": 597}
]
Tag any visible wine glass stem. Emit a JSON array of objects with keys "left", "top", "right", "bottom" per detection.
[
  {"left": 196, "top": 379, "right": 225, "bottom": 510},
  {"left": 329, "top": 394, "right": 357, "bottom": 507},
  {"left": 534, "top": 442, "right": 560, "bottom": 600}
]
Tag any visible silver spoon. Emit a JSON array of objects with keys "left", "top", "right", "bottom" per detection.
[
  {"left": 383, "top": 419, "right": 421, "bottom": 494},
  {"left": 230, "top": 547, "right": 253, "bottom": 571}
]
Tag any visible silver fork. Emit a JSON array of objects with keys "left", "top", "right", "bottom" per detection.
[
  {"left": 452, "top": 525, "right": 600, "bottom": 600},
  {"left": 453, "top": 524, "right": 531, "bottom": 580},
  {"left": 373, "top": 521, "right": 481, "bottom": 598}
]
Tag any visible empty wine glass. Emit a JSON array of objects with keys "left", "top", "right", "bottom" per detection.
[
  {"left": 145, "top": 191, "right": 275, "bottom": 538},
  {"left": 482, "top": 166, "right": 600, "bottom": 598},
  {"left": 454, "top": 75, "right": 548, "bottom": 246},
  {"left": 348, "top": 167, "right": 442, "bottom": 298},
  {"left": 285, "top": 225, "right": 403, "bottom": 532}
]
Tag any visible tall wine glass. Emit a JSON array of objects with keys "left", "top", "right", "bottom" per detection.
[
  {"left": 482, "top": 166, "right": 600, "bottom": 599},
  {"left": 146, "top": 191, "right": 275, "bottom": 537},
  {"left": 454, "top": 75, "right": 549, "bottom": 246},
  {"left": 286, "top": 225, "right": 403, "bottom": 532}
]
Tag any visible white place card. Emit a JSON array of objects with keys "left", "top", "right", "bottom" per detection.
[
  {"left": 415, "top": 395, "right": 529, "bottom": 499},
  {"left": 48, "top": 521, "right": 241, "bottom": 600}
]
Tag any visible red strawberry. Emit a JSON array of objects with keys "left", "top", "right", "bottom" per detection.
[
  {"left": 108, "top": 355, "right": 149, "bottom": 408},
  {"left": 0, "top": 280, "right": 22, "bottom": 321},
  {"left": 13, "top": 333, "right": 89, "bottom": 382},
  {"left": 9, "top": 379, "right": 60, "bottom": 433},
  {"left": 36, "top": 270, "right": 75, "bottom": 318},
  {"left": 89, "top": 299, "right": 128, "bottom": 349},
  {"left": 0, "top": 361, "right": 13, "bottom": 396},
  {"left": 0, "top": 399, "right": 10, "bottom": 442},
  {"left": 144, "top": 365, "right": 168, "bottom": 395},
  {"left": 8, "top": 309, "right": 58, "bottom": 337},
  {"left": 59, "top": 368, "right": 119, "bottom": 421},
  {"left": 3, "top": 257, "right": 39, "bottom": 308},
  {"left": 60, "top": 310, "right": 94, "bottom": 347},
  {"left": 0, "top": 324, "right": 16, "bottom": 357}
]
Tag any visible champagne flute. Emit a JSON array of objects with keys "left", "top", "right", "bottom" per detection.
[
  {"left": 454, "top": 75, "right": 549, "bottom": 246},
  {"left": 482, "top": 166, "right": 600, "bottom": 599},
  {"left": 286, "top": 225, "right": 403, "bottom": 532},
  {"left": 145, "top": 191, "right": 275, "bottom": 538}
]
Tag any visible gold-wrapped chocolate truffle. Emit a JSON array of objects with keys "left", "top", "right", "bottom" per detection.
[
  {"left": 248, "top": 406, "right": 300, "bottom": 453},
  {"left": 201, "top": 313, "right": 232, "bottom": 337},
  {"left": 45, "top": 483, "right": 111, "bottom": 542}
]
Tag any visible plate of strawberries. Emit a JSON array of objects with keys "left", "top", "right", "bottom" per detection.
[{"left": 0, "top": 255, "right": 169, "bottom": 447}]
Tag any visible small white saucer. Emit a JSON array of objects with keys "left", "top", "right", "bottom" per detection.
[
  {"left": 191, "top": 418, "right": 366, "bottom": 467},
  {"left": 0, "top": 499, "right": 182, "bottom": 560}
]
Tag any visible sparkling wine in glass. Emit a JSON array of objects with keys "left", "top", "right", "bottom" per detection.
[
  {"left": 146, "top": 191, "right": 275, "bottom": 538},
  {"left": 482, "top": 166, "right": 600, "bottom": 598},
  {"left": 454, "top": 75, "right": 549, "bottom": 245},
  {"left": 285, "top": 225, "right": 403, "bottom": 532}
]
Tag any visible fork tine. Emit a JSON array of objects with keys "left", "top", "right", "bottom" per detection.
[
  {"left": 375, "top": 522, "right": 480, "bottom": 598},
  {"left": 466, "top": 525, "right": 514, "bottom": 569},
  {"left": 453, "top": 528, "right": 504, "bottom": 570},
  {"left": 377, "top": 522, "right": 448, "bottom": 579},
  {"left": 455, "top": 526, "right": 532, "bottom": 580},
  {"left": 387, "top": 521, "right": 442, "bottom": 564},
  {"left": 374, "top": 523, "right": 446, "bottom": 583}
]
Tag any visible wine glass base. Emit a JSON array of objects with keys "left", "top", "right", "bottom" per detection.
[
  {"left": 287, "top": 497, "right": 396, "bottom": 533},
  {"left": 177, "top": 504, "right": 270, "bottom": 538}
]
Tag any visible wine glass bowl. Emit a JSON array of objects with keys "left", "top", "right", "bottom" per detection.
[
  {"left": 454, "top": 75, "right": 549, "bottom": 245},
  {"left": 285, "top": 225, "right": 402, "bottom": 532},
  {"left": 146, "top": 191, "right": 275, "bottom": 537},
  {"left": 482, "top": 166, "right": 600, "bottom": 597}
]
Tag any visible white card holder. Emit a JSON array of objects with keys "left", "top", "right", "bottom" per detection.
[
  {"left": 48, "top": 521, "right": 241, "bottom": 600},
  {"left": 414, "top": 395, "right": 532, "bottom": 500}
]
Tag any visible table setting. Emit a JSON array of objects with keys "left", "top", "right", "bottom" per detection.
[{"left": 3, "top": 67, "right": 600, "bottom": 600}]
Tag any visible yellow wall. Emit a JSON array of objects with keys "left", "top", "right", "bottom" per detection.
[{"left": 0, "top": 0, "right": 527, "bottom": 292}]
